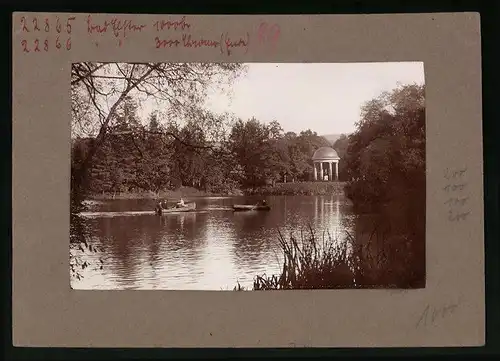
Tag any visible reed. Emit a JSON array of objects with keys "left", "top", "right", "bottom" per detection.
[
  {"left": 242, "top": 224, "right": 422, "bottom": 291},
  {"left": 253, "top": 227, "right": 355, "bottom": 290}
]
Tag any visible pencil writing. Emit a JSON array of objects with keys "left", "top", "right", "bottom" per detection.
[{"left": 415, "top": 301, "right": 459, "bottom": 328}]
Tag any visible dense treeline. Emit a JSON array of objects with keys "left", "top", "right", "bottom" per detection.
[
  {"left": 70, "top": 62, "right": 246, "bottom": 212},
  {"left": 343, "top": 83, "right": 426, "bottom": 288},
  {"left": 71, "top": 96, "right": 339, "bottom": 201},
  {"left": 344, "top": 83, "right": 425, "bottom": 209},
  {"left": 71, "top": 82, "right": 424, "bottom": 216}
]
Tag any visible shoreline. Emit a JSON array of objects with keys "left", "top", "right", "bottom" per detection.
[{"left": 86, "top": 182, "right": 347, "bottom": 201}]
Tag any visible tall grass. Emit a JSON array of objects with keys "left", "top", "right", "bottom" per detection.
[
  {"left": 242, "top": 224, "right": 423, "bottom": 291},
  {"left": 252, "top": 227, "right": 354, "bottom": 290}
]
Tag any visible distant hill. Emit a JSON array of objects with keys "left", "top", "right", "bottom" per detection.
[{"left": 321, "top": 133, "right": 343, "bottom": 145}]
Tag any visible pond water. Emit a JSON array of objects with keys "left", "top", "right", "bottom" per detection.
[{"left": 70, "top": 195, "right": 357, "bottom": 290}]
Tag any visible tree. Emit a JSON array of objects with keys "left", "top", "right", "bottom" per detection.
[
  {"left": 70, "top": 138, "right": 90, "bottom": 210},
  {"left": 148, "top": 111, "right": 160, "bottom": 133},
  {"left": 332, "top": 134, "right": 349, "bottom": 158},
  {"left": 343, "top": 83, "right": 426, "bottom": 288},
  {"left": 228, "top": 118, "right": 268, "bottom": 188},
  {"left": 173, "top": 120, "right": 207, "bottom": 187},
  {"left": 70, "top": 62, "right": 247, "bottom": 210},
  {"left": 332, "top": 134, "right": 349, "bottom": 181},
  {"left": 343, "top": 83, "right": 425, "bottom": 208}
]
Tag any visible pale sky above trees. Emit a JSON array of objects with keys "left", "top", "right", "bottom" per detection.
[{"left": 139, "top": 62, "right": 425, "bottom": 135}]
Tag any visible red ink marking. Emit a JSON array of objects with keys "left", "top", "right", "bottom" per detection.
[
  {"left": 257, "top": 22, "right": 280, "bottom": 51},
  {"left": 95, "top": 42, "right": 99, "bottom": 47},
  {"left": 118, "top": 39, "right": 122, "bottom": 47},
  {"left": 153, "top": 16, "right": 191, "bottom": 31},
  {"left": 154, "top": 36, "right": 180, "bottom": 48},
  {"left": 44, "top": 39, "right": 49, "bottom": 51},
  {"left": 66, "top": 37, "right": 71, "bottom": 50},
  {"left": 44, "top": 18, "right": 50, "bottom": 32},
  {"left": 32, "top": 18, "right": 40, "bottom": 31},
  {"left": 21, "top": 39, "right": 29, "bottom": 52},
  {"left": 56, "top": 17, "right": 62, "bottom": 33},
  {"left": 21, "top": 17, "right": 30, "bottom": 32},
  {"left": 269, "top": 24, "right": 280, "bottom": 47},
  {"left": 257, "top": 22, "right": 267, "bottom": 43},
  {"left": 182, "top": 34, "right": 219, "bottom": 48},
  {"left": 224, "top": 33, "right": 249, "bottom": 56},
  {"left": 56, "top": 36, "right": 61, "bottom": 49},
  {"left": 86, "top": 15, "right": 105, "bottom": 34},
  {"left": 86, "top": 15, "right": 147, "bottom": 39},
  {"left": 34, "top": 39, "right": 40, "bottom": 52},
  {"left": 154, "top": 31, "right": 249, "bottom": 55},
  {"left": 66, "top": 16, "right": 76, "bottom": 34}
]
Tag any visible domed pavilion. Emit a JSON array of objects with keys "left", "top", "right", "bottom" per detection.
[{"left": 312, "top": 146, "right": 340, "bottom": 181}]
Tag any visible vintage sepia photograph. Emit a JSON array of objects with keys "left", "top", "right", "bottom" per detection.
[{"left": 70, "top": 61, "right": 426, "bottom": 291}]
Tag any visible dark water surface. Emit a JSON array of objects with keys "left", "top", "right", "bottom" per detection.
[{"left": 70, "top": 195, "right": 356, "bottom": 290}]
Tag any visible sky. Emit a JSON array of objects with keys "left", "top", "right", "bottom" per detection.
[{"left": 140, "top": 62, "right": 424, "bottom": 136}]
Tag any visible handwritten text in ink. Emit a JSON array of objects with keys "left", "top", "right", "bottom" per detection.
[{"left": 19, "top": 15, "right": 74, "bottom": 54}]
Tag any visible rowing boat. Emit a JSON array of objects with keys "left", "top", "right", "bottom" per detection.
[
  {"left": 155, "top": 202, "right": 196, "bottom": 215},
  {"left": 233, "top": 204, "right": 271, "bottom": 211}
]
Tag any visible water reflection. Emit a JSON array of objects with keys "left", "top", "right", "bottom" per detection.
[{"left": 71, "top": 195, "right": 355, "bottom": 290}]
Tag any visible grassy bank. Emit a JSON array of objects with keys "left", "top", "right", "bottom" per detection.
[
  {"left": 86, "top": 182, "right": 345, "bottom": 200},
  {"left": 87, "top": 186, "right": 243, "bottom": 200},
  {"left": 244, "top": 181, "right": 346, "bottom": 196}
]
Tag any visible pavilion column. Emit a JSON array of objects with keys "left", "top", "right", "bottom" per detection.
[
  {"left": 335, "top": 161, "right": 339, "bottom": 180},
  {"left": 313, "top": 162, "right": 318, "bottom": 181},
  {"left": 328, "top": 162, "right": 333, "bottom": 181},
  {"left": 319, "top": 162, "right": 323, "bottom": 181}
]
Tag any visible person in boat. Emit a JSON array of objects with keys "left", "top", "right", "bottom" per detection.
[
  {"left": 177, "top": 198, "right": 186, "bottom": 207},
  {"left": 260, "top": 199, "right": 267, "bottom": 206},
  {"left": 155, "top": 199, "right": 164, "bottom": 215}
]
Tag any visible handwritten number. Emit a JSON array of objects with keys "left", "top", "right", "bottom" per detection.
[
  {"left": 34, "top": 39, "right": 40, "bottom": 52},
  {"left": 44, "top": 18, "right": 50, "bottom": 32},
  {"left": 66, "top": 38, "right": 71, "bottom": 50},
  {"left": 416, "top": 305, "right": 429, "bottom": 328},
  {"left": 33, "top": 18, "right": 40, "bottom": 31},
  {"left": 56, "top": 17, "right": 62, "bottom": 33},
  {"left": 44, "top": 39, "right": 49, "bottom": 51},
  {"left": 443, "top": 167, "right": 450, "bottom": 180},
  {"left": 56, "top": 36, "right": 61, "bottom": 49},
  {"left": 416, "top": 303, "right": 459, "bottom": 329},
  {"left": 21, "top": 40, "right": 29, "bottom": 53},
  {"left": 21, "top": 16, "right": 29, "bottom": 32},
  {"left": 66, "top": 17, "right": 76, "bottom": 34}
]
